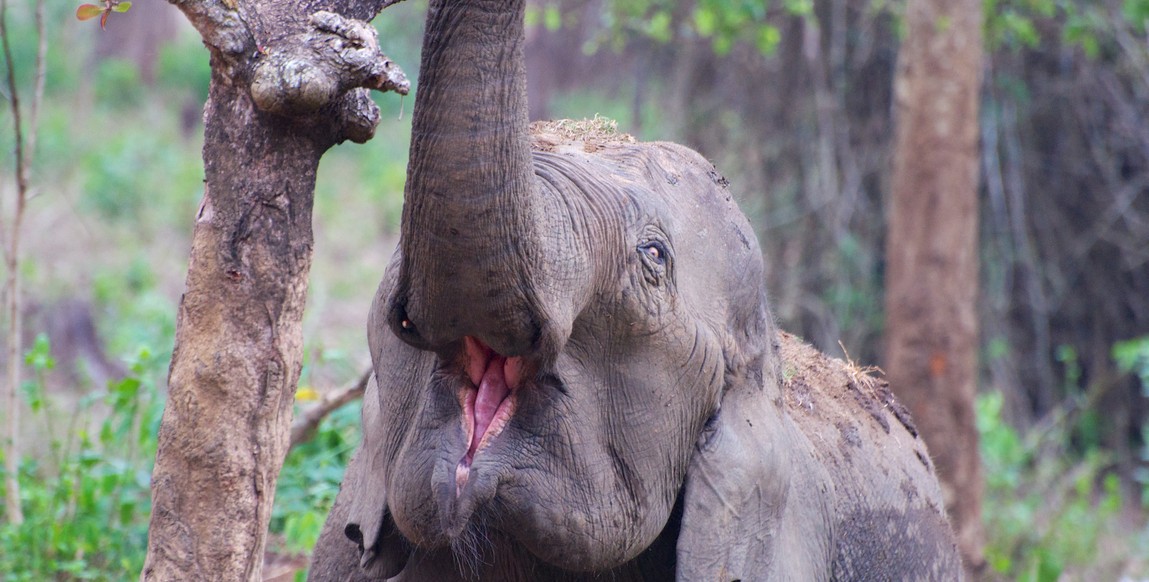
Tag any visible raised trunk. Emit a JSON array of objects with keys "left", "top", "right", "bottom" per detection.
[{"left": 393, "top": 0, "right": 545, "bottom": 356}]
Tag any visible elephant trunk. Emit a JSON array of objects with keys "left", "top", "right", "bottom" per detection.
[{"left": 391, "top": 0, "right": 547, "bottom": 357}]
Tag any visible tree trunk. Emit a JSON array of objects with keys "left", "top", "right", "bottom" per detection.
[
  {"left": 141, "top": 1, "right": 408, "bottom": 579},
  {"left": 0, "top": 0, "right": 46, "bottom": 526},
  {"left": 884, "top": 0, "right": 985, "bottom": 576}
]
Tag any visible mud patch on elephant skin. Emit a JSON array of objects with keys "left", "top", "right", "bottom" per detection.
[
  {"left": 845, "top": 368, "right": 918, "bottom": 439},
  {"left": 836, "top": 421, "right": 862, "bottom": 450},
  {"left": 900, "top": 479, "right": 921, "bottom": 504},
  {"left": 785, "top": 377, "right": 816, "bottom": 413},
  {"left": 878, "top": 386, "right": 919, "bottom": 438},
  {"left": 836, "top": 421, "right": 861, "bottom": 462},
  {"left": 846, "top": 379, "right": 890, "bottom": 434},
  {"left": 914, "top": 449, "right": 933, "bottom": 472},
  {"left": 705, "top": 169, "right": 730, "bottom": 188}
]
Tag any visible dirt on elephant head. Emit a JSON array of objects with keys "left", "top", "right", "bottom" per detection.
[{"left": 778, "top": 330, "right": 936, "bottom": 479}]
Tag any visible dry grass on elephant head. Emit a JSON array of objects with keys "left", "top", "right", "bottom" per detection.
[{"left": 529, "top": 116, "right": 636, "bottom": 154}]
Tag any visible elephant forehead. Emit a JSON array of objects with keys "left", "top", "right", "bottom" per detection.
[
  {"left": 532, "top": 143, "right": 756, "bottom": 252},
  {"left": 530, "top": 141, "right": 766, "bottom": 346}
]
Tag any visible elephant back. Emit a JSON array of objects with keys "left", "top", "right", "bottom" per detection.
[{"left": 777, "top": 332, "right": 964, "bottom": 580}]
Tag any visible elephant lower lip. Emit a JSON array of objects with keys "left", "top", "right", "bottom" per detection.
[
  {"left": 456, "top": 337, "right": 523, "bottom": 493},
  {"left": 456, "top": 384, "right": 516, "bottom": 497},
  {"left": 462, "top": 382, "right": 517, "bottom": 459}
]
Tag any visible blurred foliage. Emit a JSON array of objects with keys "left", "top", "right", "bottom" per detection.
[
  {"left": 1114, "top": 336, "right": 1149, "bottom": 506},
  {"left": 978, "top": 390, "right": 1142, "bottom": 580},
  {"left": 535, "top": 0, "right": 1149, "bottom": 60},
  {"left": 1114, "top": 337, "right": 1149, "bottom": 396},
  {"left": 272, "top": 401, "right": 361, "bottom": 554},
  {"left": 155, "top": 38, "right": 212, "bottom": 103},
  {"left": 528, "top": 0, "right": 806, "bottom": 55},
  {"left": 0, "top": 341, "right": 163, "bottom": 579},
  {"left": 984, "top": 0, "right": 1149, "bottom": 56},
  {"left": 93, "top": 59, "right": 145, "bottom": 110},
  {"left": 91, "top": 258, "right": 177, "bottom": 362},
  {"left": 977, "top": 336, "right": 1149, "bottom": 580},
  {"left": 77, "top": 117, "right": 202, "bottom": 223}
]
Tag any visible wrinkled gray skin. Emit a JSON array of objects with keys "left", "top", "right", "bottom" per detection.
[{"left": 309, "top": 0, "right": 962, "bottom": 580}]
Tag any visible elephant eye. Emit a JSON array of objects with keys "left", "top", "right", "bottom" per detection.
[{"left": 638, "top": 241, "right": 668, "bottom": 265}]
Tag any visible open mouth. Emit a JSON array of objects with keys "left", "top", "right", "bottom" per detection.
[{"left": 455, "top": 336, "right": 525, "bottom": 495}]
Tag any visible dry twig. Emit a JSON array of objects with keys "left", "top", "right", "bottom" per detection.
[{"left": 288, "top": 370, "right": 370, "bottom": 449}]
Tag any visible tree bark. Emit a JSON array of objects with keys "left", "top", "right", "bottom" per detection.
[
  {"left": 141, "top": 1, "right": 407, "bottom": 580},
  {"left": 885, "top": 0, "right": 985, "bottom": 576}
]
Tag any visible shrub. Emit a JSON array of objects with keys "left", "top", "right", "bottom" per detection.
[{"left": 0, "top": 340, "right": 163, "bottom": 580}]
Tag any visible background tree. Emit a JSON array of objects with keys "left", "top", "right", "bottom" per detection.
[
  {"left": 0, "top": 0, "right": 45, "bottom": 527},
  {"left": 140, "top": 0, "right": 407, "bottom": 579},
  {"left": 884, "top": 0, "right": 985, "bottom": 574}
]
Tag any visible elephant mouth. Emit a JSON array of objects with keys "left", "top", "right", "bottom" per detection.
[{"left": 455, "top": 336, "right": 526, "bottom": 496}]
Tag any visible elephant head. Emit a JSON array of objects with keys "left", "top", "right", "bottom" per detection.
[{"left": 310, "top": 0, "right": 961, "bottom": 580}]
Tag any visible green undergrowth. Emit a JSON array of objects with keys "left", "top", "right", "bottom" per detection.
[
  {"left": 0, "top": 334, "right": 366, "bottom": 580},
  {"left": 978, "top": 336, "right": 1149, "bottom": 581},
  {"left": 0, "top": 340, "right": 164, "bottom": 579},
  {"left": 271, "top": 400, "right": 362, "bottom": 557}
]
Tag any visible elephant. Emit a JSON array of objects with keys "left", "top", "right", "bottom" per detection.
[{"left": 308, "top": 0, "right": 963, "bottom": 580}]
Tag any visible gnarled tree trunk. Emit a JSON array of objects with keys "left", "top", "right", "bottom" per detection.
[
  {"left": 141, "top": 1, "right": 408, "bottom": 579},
  {"left": 885, "top": 0, "right": 985, "bottom": 576}
]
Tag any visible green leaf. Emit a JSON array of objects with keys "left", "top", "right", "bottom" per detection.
[
  {"left": 784, "top": 0, "right": 814, "bottom": 17},
  {"left": 524, "top": 6, "right": 540, "bottom": 28},
  {"left": 1124, "top": 0, "right": 1149, "bottom": 29},
  {"left": 75, "top": 4, "right": 103, "bottom": 21},
  {"left": 111, "top": 375, "right": 142, "bottom": 402},
  {"left": 1002, "top": 11, "right": 1040, "bottom": 48},
  {"left": 693, "top": 7, "right": 717, "bottom": 37},
  {"left": 119, "top": 499, "right": 136, "bottom": 524},
  {"left": 21, "top": 379, "right": 44, "bottom": 412},
  {"left": 544, "top": 5, "right": 561, "bottom": 32},
  {"left": 755, "top": 25, "right": 781, "bottom": 56},
  {"left": 1113, "top": 336, "right": 1149, "bottom": 395},
  {"left": 647, "top": 10, "right": 672, "bottom": 43},
  {"left": 712, "top": 35, "right": 733, "bottom": 56},
  {"left": 113, "top": 1, "right": 132, "bottom": 12},
  {"left": 25, "top": 333, "right": 55, "bottom": 372}
]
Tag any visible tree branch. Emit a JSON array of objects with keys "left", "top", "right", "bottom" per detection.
[
  {"left": 168, "top": 0, "right": 253, "bottom": 63},
  {"left": 289, "top": 370, "right": 370, "bottom": 449},
  {"left": 169, "top": 0, "right": 409, "bottom": 140},
  {"left": 251, "top": 10, "right": 409, "bottom": 117}
]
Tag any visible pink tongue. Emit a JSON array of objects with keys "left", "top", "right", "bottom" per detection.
[{"left": 469, "top": 355, "right": 509, "bottom": 457}]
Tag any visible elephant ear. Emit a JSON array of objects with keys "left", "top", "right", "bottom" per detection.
[
  {"left": 340, "top": 374, "right": 408, "bottom": 579},
  {"left": 676, "top": 348, "right": 836, "bottom": 581}
]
